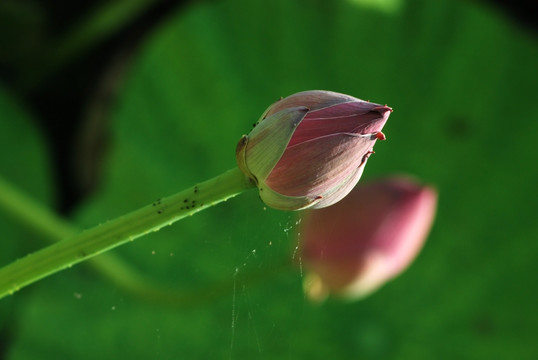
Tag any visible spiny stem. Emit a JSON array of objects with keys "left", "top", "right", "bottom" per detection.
[
  {"left": 0, "top": 167, "right": 254, "bottom": 299},
  {"left": 0, "top": 174, "right": 183, "bottom": 299}
]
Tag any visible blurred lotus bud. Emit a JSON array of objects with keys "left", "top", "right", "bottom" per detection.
[
  {"left": 236, "top": 90, "right": 392, "bottom": 211},
  {"left": 300, "top": 176, "right": 437, "bottom": 301}
]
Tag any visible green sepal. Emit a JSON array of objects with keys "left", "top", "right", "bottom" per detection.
[
  {"left": 243, "top": 106, "right": 308, "bottom": 182},
  {"left": 258, "top": 184, "right": 322, "bottom": 211},
  {"left": 235, "top": 134, "right": 255, "bottom": 184}
]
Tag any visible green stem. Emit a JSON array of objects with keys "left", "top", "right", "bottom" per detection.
[
  {"left": 0, "top": 167, "right": 254, "bottom": 299},
  {"left": 0, "top": 176, "right": 76, "bottom": 241},
  {"left": 0, "top": 174, "right": 180, "bottom": 299}
]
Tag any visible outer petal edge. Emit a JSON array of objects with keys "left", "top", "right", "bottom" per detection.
[{"left": 244, "top": 106, "right": 308, "bottom": 181}]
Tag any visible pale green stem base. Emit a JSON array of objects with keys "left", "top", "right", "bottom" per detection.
[{"left": 0, "top": 167, "right": 254, "bottom": 299}]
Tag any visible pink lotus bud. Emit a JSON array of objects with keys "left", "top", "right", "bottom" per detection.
[
  {"left": 236, "top": 90, "right": 392, "bottom": 210},
  {"left": 300, "top": 176, "right": 437, "bottom": 301}
]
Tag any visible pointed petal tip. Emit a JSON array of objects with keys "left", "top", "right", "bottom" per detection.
[
  {"left": 375, "top": 131, "right": 386, "bottom": 141},
  {"left": 373, "top": 105, "right": 393, "bottom": 113}
]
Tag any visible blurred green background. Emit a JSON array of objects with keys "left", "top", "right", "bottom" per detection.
[{"left": 0, "top": 0, "right": 537, "bottom": 359}]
